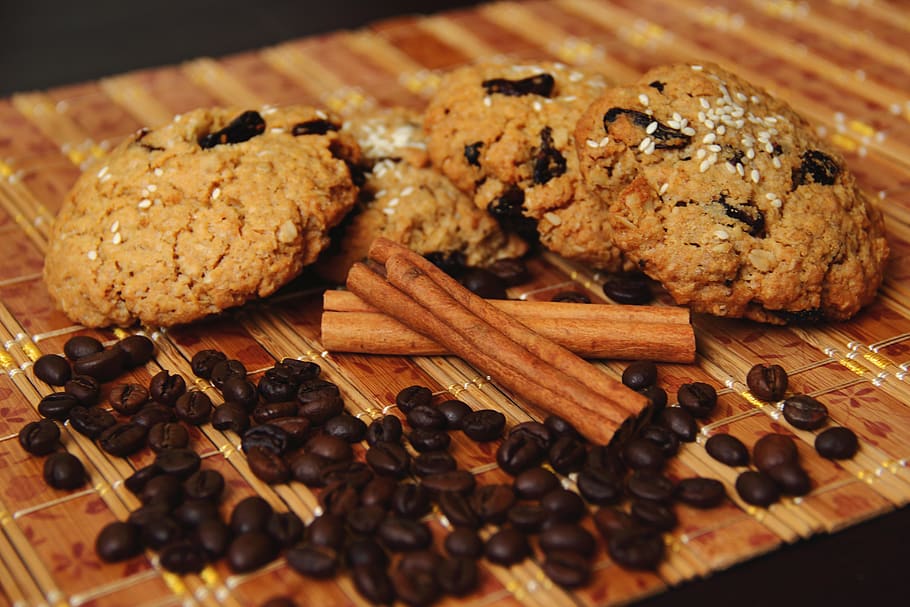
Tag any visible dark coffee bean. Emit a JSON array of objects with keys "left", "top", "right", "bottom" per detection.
[
  {"left": 64, "top": 374, "right": 101, "bottom": 406},
  {"left": 550, "top": 290, "right": 591, "bottom": 304},
  {"left": 210, "top": 359, "right": 247, "bottom": 390},
  {"left": 640, "top": 425, "right": 679, "bottom": 458},
  {"left": 421, "top": 470, "right": 475, "bottom": 496},
  {"left": 173, "top": 499, "right": 219, "bottom": 528},
  {"left": 485, "top": 527, "right": 530, "bottom": 565},
  {"left": 461, "top": 409, "right": 505, "bottom": 442},
  {"left": 72, "top": 348, "right": 126, "bottom": 382},
  {"left": 297, "top": 380, "right": 343, "bottom": 424},
  {"left": 287, "top": 543, "right": 339, "bottom": 579},
  {"left": 753, "top": 433, "right": 799, "bottom": 472},
  {"left": 543, "top": 550, "right": 591, "bottom": 588},
  {"left": 125, "top": 465, "right": 161, "bottom": 495},
  {"left": 37, "top": 392, "right": 80, "bottom": 421},
  {"left": 392, "top": 567, "right": 439, "bottom": 607},
  {"left": 175, "top": 390, "right": 212, "bottom": 425},
  {"left": 320, "top": 481, "right": 360, "bottom": 517},
  {"left": 346, "top": 537, "right": 389, "bottom": 568},
  {"left": 436, "top": 556, "right": 478, "bottom": 597},
  {"left": 548, "top": 435, "right": 588, "bottom": 474},
  {"left": 257, "top": 373, "right": 299, "bottom": 403},
  {"left": 196, "top": 519, "right": 231, "bottom": 559},
  {"left": 43, "top": 451, "right": 86, "bottom": 490},
  {"left": 98, "top": 422, "right": 147, "bottom": 456},
  {"left": 735, "top": 470, "right": 780, "bottom": 506},
  {"left": 127, "top": 503, "right": 171, "bottom": 528},
  {"left": 140, "top": 475, "right": 183, "bottom": 509},
  {"left": 141, "top": 517, "right": 184, "bottom": 550},
  {"left": 266, "top": 511, "right": 304, "bottom": 547},
  {"left": 622, "top": 361, "right": 658, "bottom": 390},
  {"left": 367, "top": 415, "right": 403, "bottom": 446},
  {"left": 539, "top": 523, "right": 597, "bottom": 557},
  {"left": 746, "top": 363, "right": 788, "bottom": 401},
  {"left": 95, "top": 521, "right": 142, "bottom": 562},
  {"left": 247, "top": 446, "right": 290, "bottom": 484},
  {"left": 392, "top": 483, "right": 431, "bottom": 519},
  {"left": 34, "top": 354, "right": 72, "bottom": 386},
  {"left": 360, "top": 476, "right": 398, "bottom": 508},
  {"left": 677, "top": 382, "right": 717, "bottom": 419},
  {"left": 396, "top": 385, "right": 433, "bottom": 414},
  {"left": 576, "top": 467, "right": 623, "bottom": 505},
  {"left": 438, "top": 491, "right": 481, "bottom": 528},
  {"left": 487, "top": 257, "right": 530, "bottom": 286},
  {"left": 496, "top": 432, "right": 546, "bottom": 475},
  {"left": 815, "top": 427, "right": 859, "bottom": 460},
  {"left": 160, "top": 539, "right": 207, "bottom": 573},
  {"left": 379, "top": 517, "right": 432, "bottom": 552},
  {"left": 352, "top": 565, "right": 394, "bottom": 605},
  {"left": 470, "top": 484, "right": 516, "bottom": 525},
  {"left": 544, "top": 414, "right": 582, "bottom": 440},
  {"left": 607, "top": 528, "right": 665, "bottom": 570},
  {"left": 445, "top": 527, "right": 484, "bottom": 558},
  {"left": 266, "top": 417, "right": 310, "bottom": 447},
  {"left": 231, "top": 496, "right": 273, "bottom": 534},
  {"left": 64, "top": 335, "right": 104, "bottom": 361},
  {"left": 593, "top": 507, "right": 636, "bottom": 539},
  {"left": 659, "top": 406, "right": 698, "bottom": 442},
  {"left": 406, "top": 404, "right": 448, "bottom": 430},
  {"left": 767, "top": 462, "right": 811, "bottom": 496},
  {"left": 307, "top": 514, "right": 345, "bottom": 549},
  {"left": 541, "top": 488, "right": 586, "bottom": 522},
  {"left": 109, "top": 383, "right": 149, "bottom": 415},
  {"left": 149, "top": 370, "right": 186, "bottom": 406},
  {"left": 276, "top": 358, "right": 321, "bottom": 384},
  {"left": 252, "top": 401, "right": 298, "bottom": 425},
  {"left": 676, "top": 477, "right": 726, "bottom": 509},
  {"left": 227, "top": 531, "right": 278, "bottom": 573},
  {"left": 507, "top": 503, "right": 549, "bottom": 533},
  {"left": 705, "top": 433, "right": 750, "bottom": 467},
  {"left": 366, "top": 441, "right": 411, "bottom": 478},
  {"left": 147, "top": 422, "right": 189, "bottom": 453},
  {"left": 19, "top": 419, "right": 60, "bottom": 455},
  {"left": 221, "top": 376, "right": 259, "bottom": 410},
  {"left": 346, "top": 505, "right": 387, "bottom": 536},
  {"left": 153, "top": 447, "right": 200, "bottom": 479},
  {"left": 622, "top": 437, "right": 665, "bottom": 470},
  {"left": 322, "top": 461, "right": 373, "bottom": 491},
  {"left": 212, "top": 403, "right": 250, "bottom": 434},
  {"left": 306, "top": 434, "right": 352, "bottom": 462},
  {"left": 324, "top": 413, "right": 367, "bottom": 442},
  {"left": 626, "top": 470, "right": 674, "bottom": 502},
  {"left": 437, "top": 399, "right": 471, "bottom": 430},
  {"left": 191, "top": 349, "right": 227, "bottom": 379},
  {"left": 603, "top": 273, "right": 652, "bottom": 304},
  {"left": 640, "top": 384, "right": 668, "bottom": 409},
  {"left": 131, "top": 403, "right": 176, "bottom": 428},
  {"left": 288, "top": 451, "right": 329, "bottom": 487},
  {"left": 242, "top": 424, "right": 291, "bottom": 455},
  {"left": 183, "top": 469, "right": 225, "bottom": 501},
  {"left": 631, "top": 499, "right": 677, "bottom": 531},
  {"left": 585, "top": 444, "right": 626, "bottom": 478},
  {"left": 459, "top": 267, "right": 507, "bottom": 299},
  {"left": 413, "top": 451, "right": 457, "bottom": 477},
  {"left": 115, "top": 335, "right": 155, "bottom": 368},
  {"left": 510, "top": 420, "right": 553, "bottom": 447},
  {"left": 782, "top": 394, "right": 828, "bottom": 430},
  {"left": 513, "top": 467, "right": 560, "bottom": 500}
]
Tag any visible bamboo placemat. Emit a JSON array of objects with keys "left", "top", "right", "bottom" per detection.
[{"left": 1, "top": 0, "right": 909, "bottom": 605}]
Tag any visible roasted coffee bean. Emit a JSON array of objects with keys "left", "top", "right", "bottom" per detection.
[
  {"left": 266, "top": 511, "right": 304, "bottom": 547},
  {"left": 64, "top": 335, "right": 104, "bottom": 361},
  {"left": 544, "top": 414, "right": 582, "bottom": 439},
  {"left": 242, "top": 424, "right": 291, "bottom": 455},
  {"left": 626, "top": 470, "right": 674, "bottom": 502},
  {"left": 221, "top": 376, "right": 259, "bottom": 410},
  {"left": 64, "top": 374, "right": 101, "bottom": 406},
  {"left": 212, "top": 403, "right": 250, "bottom": 434},
  {"left": 782, "top": 394, "right": 828, "bottom": 430},
  {"left": 183, "top": 469, "right": 225, "bottom": 501},
  {"left": 34, "top": 354, "right": 72, "bottom": 386},
  {"left": 396, "top": 385, "right": 433, "bottom": 414},
  {"left": 367, "top": 415, "right": 403, "bottom": 446},
  {"left": 445, "top": 527, "right": 484, "bottom": 558},
  {"left": 366, "top": 441, "right": 411, "bottom": 478},
  {"left": 69, "top": 406, "right": 116, "bottom": 439},
  {"left": 677, "top": 382, "right": 717, "bottom": 419},
  {"left": 210, "top": 359, "right": 247, "bottom": 390},
  {"left": 548, "top": 435, "right": 588, "bottom": 474},
  {"left": 114, "top": 335, "right": 155, "bottom": 368},
  {"left": 265, "top": 417, "right": 310, "bottom": 447},
  {"left": 746, "top": 363, "right": 788, "bottom": 401},
  {"left": 470, "top": 484, "right": 516, "bottom": 525},
  {"left": 407, "top": 428, "right": 451, "bottom": 453},
  {"left": 640, "top": 384, "right": 668, "bottom": 409},
  {"left": 346, "top": 505, "right": 388, "bottom": 536},
  {"left": 735, "top": 470, "right": 780, "bottom": 506},
  {"left": 307, "top": 514, "right": 345, "bottom": 549},
  {"left": 421, "top": 470, "right": 475, "bottom": 496},
  {"left": 95, "top": 521, "right": 142, "bottom": 562},
  {"left": 19, "top": 419, "right": 60, "bottom": 455},
  {"left": 815, "top": 427, "right": 859, "bottom": 460},
  {"left": 406, "top": 404, "right": 448, "bottom": 430},
  {"left": 487, "top": 257, "right": 530, "bottom": 286},
  {"left": 507, "top": 502, "right": 549, "bottom": 533},
  {"left": 543, "top": 550, "right": 591, "bottom": 588},
  {"left": 140, "top": 475, "right": 183, "bottom": 508},
  {"left": 288, "top": 452, "right": 330, "bottom": 487},
  {"left": 482, "top": 72, "right": 554, "bottom": 97},
  {"left": 622, "top": 361, "right": 658, "bottom": 390},
  {"left": 676, "top": 477, "right": 726, "bottom": 509},
  {"left": 231, "top": 496, "right": 273, "bottom": 534},
  {"left": 510, "top": 420, "right": 553, "bottom": 447},
  {"left": 72, "top": 348, "right": 126, "bottom": 382},
  {"left": 640, "top": 425, "right": 679, "bottom": 458},
  {"left": 413, "top": 451, "right": 457, "bottom": 477},
  {"left": 658, "top": 406, "right": 698, "bottom": 442},
  {"left": 496, "top": 432, "right": 546, "bottom": 475},
  {"left": 320, "top": 481, "right": 360, "bottom": 517},
  {"left": 227, "top": 531, "right": 278, "bottom": 573},
  {"left": 379, "top": 517, "right": 432, "bottom": 552},
  {"left": 541, "top": 488, "right": 586, "bottom": 523},
  {"left": 306, "top": 434, "right": 352, "bottom": 462},
  {"left": 586, "top": 444, "right": 628, "bottom": 479},
  {"left": 437, "top": 399, "right": 472, "bottom": 429},
  {"left": 622, "top": 437, "right": 666, "bottom": 470},
  {"left": 131, "top": 403, "right": 176, "bottom": 428},
  {"left": 513, "top": 467, "right": 560, "bottom": 500},
  {"left": 485, "top": 527, "right": 530, "bottom": 565},
  {"left": 275, "top": 358, "right": 320, "bottom": 384},
  {"left": 196, "top": 519, "right": 231, "bottom": 559},
  {"left": 360, "top": 476, "right": 398, "bottom": 508},
  {"left": 147, "top": 422, "right": 189, "bottom": 453},
  {"left": 389, "top": 484, "right": 428, "bottom": 520},
  {"left": 37, "top": 392, "right": 80, "bottom": 421},
  {"left": 160, "top": 539, "right": 207, "bottom": 573},
  {"left": 766, "top": 462, "right": 811, "bottom": 496},
  {"left": 631, "top": 499, "right": 677, "bottom": 531},
  {"left": 191, "top": 349, "right": 227, "bottom": 379},
  {"left": 109, "top": 383, "right": 149, "bottom": 415},
  {"left": 436, "top": 556, "right": 478, "bottom": 597},
  {"left": 43, "top": 451, "right": 86, "bottom": 490},
  {"left": 199, "top": 110, "right": 265, "bottom": 148},
  {"left": 252, "top": 401, "right": 298, "bottom": 425},
  {"left": 149, "top": 370, "right": 186, "bottom": 406},
  {"left": 438, "top": 491, "right": 482, "bottom": 528},
  {"left": 287, "top": 543, "right": 339, "bottom": 579},
  {"left": 352, "top": 565, "right": 394, "bottom": 605},
  {"left": 141, "top": 517, "right": 184, "bottom": 550},
  {"left": 753, "top": 433, "right": 799, "bottom": 472},
  {"left": 173, "top": 499, "right": 219, "bottom": 528},
  {"left": 324, "top": 413, "right": 367, "bottom": 443},
  {"left": 593, "top": 507, "right": 636, "bottom": 539},
  {"left": 175, "top": 390, "right": 212, "bottom": 425},
  {"left": 461, "top": 409, "right": 505, "bottom": 442},
  {"left": 539, "top": 523, "right": 597, "bottom": 557},
  {"left": 459, "top": 267, "right": 507, "bottom": 299},
  {"left": 322, "top": 461, "right": 373, "bottom": 490},
  {"left": 297, "top": 381, "right": 343, "bottom": 424},
  {"left": 125, "top": 465, "right": 161, "bottom": 495},
  {"left": 392, "top": 567, "right": 439, "bottom": 607},
  {"left": 127, "top": 503, "right": 171, "bottom": 528},
  {"left": 247, "top": 446, "right": 290, "bottom": 484},
  {"left": 550, "top": 290, "right": 591, "bottom": 304},
  {"left": 98, "top": 422, "right": 147, "bottom": 456},
  {"left": 257, "top": 372, "right": 298, "bottom": 403},
  {"left": 576, "top": 467, "right": 623, "bottom": 505},
  {"left": 607, "top": 528, "right": 665, "bottom": 570},
  {"left": 705, "top": 433, "right": 750, "bottom": 466},
  {"left": 346, "top": 537, "right": 389, "bottom": 568},
  {"left": 603, "top": 273, "right": 652, "bottom": 305}
]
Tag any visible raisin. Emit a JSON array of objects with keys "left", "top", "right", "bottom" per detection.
[
  {"left": 717, "top": 195, "right": 765, "bottom": 237},
  {"left": 772, "top": 309, "right": 824, "bottom": 324},
  {"left": 487, "top": 186, "right": 539, "bottom": 242},
  {"left": 533, "top": 127, "right": 566, "bottom": 185},
  {"left": 198, "top": 110, "right": 266, "bottom": 149},
  {"left": 464, "top": 142, "right": 483, "bottom": 167},
  {"left": 424, "top": 251, "right": 468, "bottom": 278},
  {"left": 648, "top": 81, "right": 666, "bottom": 93},
  {"left": 602, "top": 108, "right": 690, "bottom": 149},
  {"left": 792, "top": 150, "right": 839, "bottom": 187},
  {"left": 482, "top": 73, "right": 554, "bottom": 97},
  {"left": 292, "top": 119, "right": 340, "bottom": 136}
]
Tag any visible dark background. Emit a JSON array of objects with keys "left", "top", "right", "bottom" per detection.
[{"left": 2, "top": 1, "right": 908, "bottom": 604}]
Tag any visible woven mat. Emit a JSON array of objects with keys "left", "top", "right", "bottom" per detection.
[{"left": 1, "top": 0, "right": 909, "bottom": 605}]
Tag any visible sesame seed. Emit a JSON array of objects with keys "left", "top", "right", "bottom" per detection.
[
  {"left": 699, "top": 159, "right": 712, "bottom": 173},
  {"left": 110, "top": 221, "right": 119, "bottom": 233},
  {"left": 646, "top": 121, "right": 658, "bottom": 135},
  {"left": 586, "top": 138, "right": 599, "bottom": 148},
  {"left": 401, "top": 187, "right": 414, "bottom": 197},
  {"left": 644, "top": 141, "right": 656, "bottom": 155},
  {"left": 544, "top": 211, "right": 562, "bottom": 225},
  {"left": 112, "top": 232, "right": 122, "bottom": 245},
  {"left": 750, "top": 95, "right": 761, "bottom": 104},
  {"left": 562, "top": 96, "right": 577, "bottom": 102},
  {"left": 751, "top": 169, "right": 760, "bottom": 183},
  {"left": 388, "top": 197, "right": 400, "bottom": 207},
  {"left": 569, "top": 71, "right": 584, "bottom": 82},
  {"left": 153, "top": 168, "right": 164, "bottom": 177},
  {"left": 316, "top": 110, "right": 328, "bottom": 119},
  {"left": 211, "top": 187, "right": 221, "bottom": 201},
  {"left": 772, "top": 157, "right": 782, "bottom": 169},
  {"left": 639, "top": 93, "right": 650, "bottom": 106},
  {"left": 765, "top": 192, "right": 777, "bottom": 200},
  {"left": 382, "top": 208, "right": 395, "bottom": 216},
  {"left": 696, "top": 148, "right": 707, "bottom": 160},
  {"left": 87, "top": 250, "right": 97, "bottom": 261},
  {"left": 771, "top": 198, "right": 782, "bottom": 208},
  {"left": 638, "top": 137, "right": 652, "bottom": 152},
  {"left": 703, "top": 133, "right": 716, "bottom": 144},
  {"left": 735, "top": 119, "right": 745, "bottom": 129},
  {"left": 708, "top": 144, "right": 721, "bottom": 153},
  {"left": 483, "top": 96, "right": 492, "bottom": 107},
  {"left": 705, "top": 119, "right": 715, "bottom": 129},
  {"left": 697, "top": 111, "right": 706, "bottom": 122},
  {"left": 682, "top": 127, "right": 696, "bottom": 136},
  {"left": 598, "top": 136, "right": 610, "bottom": 147},
  {"left": 725, "top": 162, "right": 736, "bottom": 174},
  {"left": 736, "top": 163, "right": 745, "bottom": 176},
  {"left": 146, "top": 184, "right": 157, "bottom": 192},
  {"left": 763, "top": 143, "right": 774, "bottom": 154},
  {"left": 717, "top": 125, "right": 726, "bottom": 135},
  {"left": 270, "top": 127, "right": 285, "bottom": 134},
  {"left": 374, "top": 189, "right": 386, "bottom": 198},
  {"left": 700, "top": 98, "right": 710, "bottom": 110},
  {"left": 673, "top": 112, "right": 683, "bottom": 122},
  {"left": 96, "top": 166, "right": 109, "bottom": 179},
  {"left": 138, "top": 199, "right": 152, "bottom": 209},
  {"left": 691, "top": 64, "right": 703, "bottom": 71},
  {"left": 735, "top": 92, "right": 748, "bottom": 102},
  {"left": 667, "top": 120, "right": 681, "bottom": 130},
  {"left": 659, "top": 183, "right": 669, "bottom": 194},
  {"left": 714, "top": 229, "right": 729, "bottom": 240},
  {"left": 533, "top": 101, "right": 543, "bottom": 112}
]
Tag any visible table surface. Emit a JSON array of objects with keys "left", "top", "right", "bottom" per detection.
[{"left": 2, "top": 1, "right": 909, "bottom": 605}]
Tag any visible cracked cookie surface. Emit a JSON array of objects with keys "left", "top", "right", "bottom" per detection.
[
  {"left": 575, "top": 63, "right": 888, "bottom": 323},
  {"left": 44, "top": 105, "right": 360, "bottom": 327}
]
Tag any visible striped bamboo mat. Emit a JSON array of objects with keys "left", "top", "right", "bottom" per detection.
[{"left": 1, "top": 0, "right": 909, "bottom": 605}]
